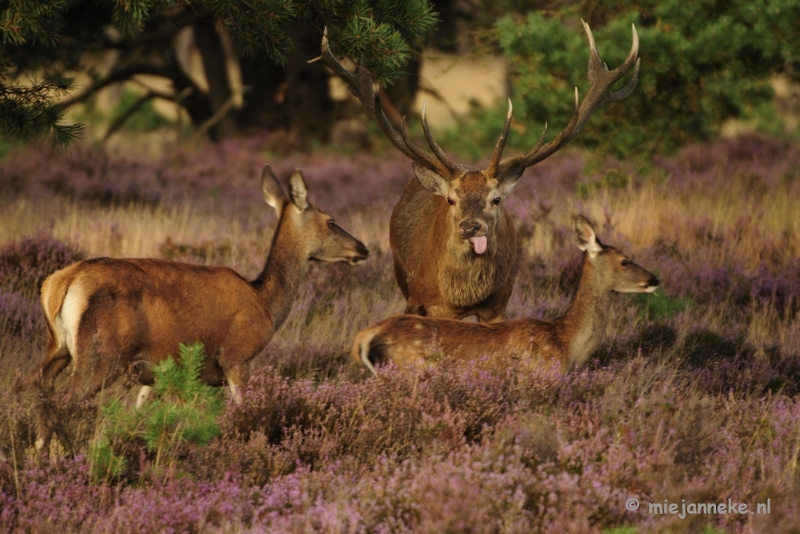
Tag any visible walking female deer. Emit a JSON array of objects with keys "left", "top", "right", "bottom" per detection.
[
  {"left": 314, "top": 21, "right": 640, "bottom": 322},
  {"left": 352, "top": 216, "right": 658, "bottom": 374},
  {"left": 34, "top": 165, "right": 369, "bottom": 455}
]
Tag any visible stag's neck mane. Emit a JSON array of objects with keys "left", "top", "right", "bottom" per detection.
[
  {"left": 438, "top": 249, "right": 498, "bottom": 308},
  {"left": 556, "top": 254, "right": 612, "bottom": 368},
  {"left": 252, "top": 203, "right": 309, "bottom": 330}
]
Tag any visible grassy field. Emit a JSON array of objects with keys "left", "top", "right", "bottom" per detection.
[{"left": 0, "top": 132, "right": 799, "bottom": 532}]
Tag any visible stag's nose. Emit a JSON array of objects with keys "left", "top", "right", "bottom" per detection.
[{"left": 458, "top": 220, "right": 483, "bottom": 238}]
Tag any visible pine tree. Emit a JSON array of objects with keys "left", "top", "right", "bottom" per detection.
[{"left": 1, "top": 0, "right": 437, "bottom": 145}]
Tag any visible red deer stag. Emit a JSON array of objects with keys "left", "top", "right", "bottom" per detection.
[
  {"left": 313, "top": 21, "right": 640, "bottom": 322},
  {"left": 352, "top": 215, "right": 659, "bottom": 374},
  {"left": 34, "top": 165, "right": 369, "bottom": 455}
]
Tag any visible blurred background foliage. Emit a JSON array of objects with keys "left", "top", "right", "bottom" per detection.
[
  {"left": 1, "top": 0, "right": 798, "bottom": 159},
  {"left": 485, "top": 0, "right": 800, "bottom": 160}
]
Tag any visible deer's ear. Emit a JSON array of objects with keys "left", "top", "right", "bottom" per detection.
[
  {"left": 413, "top": 163, "right": 450, "bottom": 197},
  {"left": 261, "top": 165, "right": 288, "bottom": 215},
  {"left": 496, "top": 166, "right": 525, "bottom": 196},
  {"left": 574, "top": 215, "right": 603, "bottom": 258},
  {"left": 288, "top": 169, "right": 310, "bottom": 211}
]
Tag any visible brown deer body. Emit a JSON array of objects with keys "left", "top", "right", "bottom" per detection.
[
  {"left": 352, "top": 216, "right": 658, "bottom": 374},
  {"left": 34, "top": 166, "right": 368, "bottom": 454},
  {"left": 315, "top": 21, "right": 640, "bottom": 321},
  {"left": 389, "top": 176, "right": 518, "bottom": 321}
]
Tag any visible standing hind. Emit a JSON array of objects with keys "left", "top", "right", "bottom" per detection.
[{"left": 34, "top": 165, "right": 369, "bottom": 455}]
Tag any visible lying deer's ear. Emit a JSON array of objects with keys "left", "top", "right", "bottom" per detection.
[
  {"left": 261, "top": 164, "right": 288, "bottom": 215},
  {"left": 413, "top": 163, "right": 450, "bottom": 197},
  {"left": 289, "top": 169, "right": 309, "bottom": 211},
  {"left": 574, "top": 215, "right": 603, "bottom": 258}
]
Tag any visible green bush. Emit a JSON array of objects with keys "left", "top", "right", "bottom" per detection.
[
  {"left": 488, "top": 2, "right": 799, "bottom": 161},
  {"left": 90, "top": 342, "right": 224, "bottom": 484},
  {"left": 112, "top": 90, "right": 175, "bottom": 133}
]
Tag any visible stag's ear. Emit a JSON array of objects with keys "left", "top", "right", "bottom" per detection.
[
  {"left": 574, "top": 215, "right": 603, "bottom": 258},
  {"left": 262, "top": 165, "right": 288, "bottom": 215},
  {"left": 496, "top": 166, "right": 525, "bottom": 196},
  {"left": 413, "top": 163, "right": 450, "bottom": 197},
  {"left": 288, "top": 169, "right": 310, "bottom": 211}
]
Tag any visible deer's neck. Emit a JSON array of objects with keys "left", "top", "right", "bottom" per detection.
[
  {"left": 252, "top": 206, "right": 309, "bottom": 331},
  {"left": 556, "top": 255, "right": 611, "bottom": 368}
]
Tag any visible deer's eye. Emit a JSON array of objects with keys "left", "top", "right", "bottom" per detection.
[
  {"left": 446, "top": 197, "right": 456, "bottom": 206},
  {"left": 492, "top": 197, "right": 501, "bottom": 206},
  {"left": 327, "top": 219, "right": 335, "bottom": 229},
  {"left": 621, "top": 259, "right": 630, "bottom": 267}
]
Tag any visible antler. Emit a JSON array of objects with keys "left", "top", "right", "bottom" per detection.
[
  {"left": 492, "top": 20, "right": 640, "bottom": 179},
  {"left": 310, "top": 29, "right": 464, "bottom": 178}
]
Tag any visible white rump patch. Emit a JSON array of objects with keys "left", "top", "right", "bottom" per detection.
[{"left": 59, "top": 281, "right": 88, "bottom": 366}]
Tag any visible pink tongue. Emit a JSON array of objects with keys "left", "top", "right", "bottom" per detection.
[{"left": 472, "top": 235, "right": 487, "bottom": 254}]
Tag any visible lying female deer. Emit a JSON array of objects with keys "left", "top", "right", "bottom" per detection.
[
  {"left": 34, "top": 165, "right": 368, "bottom": 455},
  {"left": 352, "top": 215, "right": 658, "bottom": 374}
]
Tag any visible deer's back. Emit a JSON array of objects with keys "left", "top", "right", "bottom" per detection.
[
  {"left": 369, "top": 315, "right": 566, "bottom": 368},
  {"left": 45, "top": 258, "right": 272, "bottom": 370}
]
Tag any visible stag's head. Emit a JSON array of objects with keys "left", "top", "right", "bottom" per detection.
[
  {"left": 313, "top": 20, "right": 640, "bottom": 258},
  {"left": 261, "top": 165, "right": 369, "bottom": 266},
  {"left": 407, "top": 101, "right": 534, "bottom": 257}
]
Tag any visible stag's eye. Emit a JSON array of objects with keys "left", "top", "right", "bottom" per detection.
[
  {"left": 446, "top": 197, "right": 456, "bottom": 206},
  {"left": 327, "top": 219, "right": 336, "bottom": 229},
  {"left": 621, "top": 259, "right": 630, "bottom": 267},
  {"left": 492, "top": 197, "right": 501, "bottom": 206}
]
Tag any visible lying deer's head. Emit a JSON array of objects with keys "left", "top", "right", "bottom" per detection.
[{"left": 574, "top": 215, "right": 660, "bottom": 294}]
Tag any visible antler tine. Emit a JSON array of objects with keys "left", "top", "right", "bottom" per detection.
[
  {"left": 486, "top": 99, "right": 514, "bottom": 177},
  {"left": 496, "top": 22, "right": 640, "bottom": 178},
  {"left": 421, "top": 100, "right": 461, "bottom": 174},
  {"left": 398, "top": 116, "right": 452, "bottom": 176},
  {"left": 314, "top": 28, "right": 451, "bottom": 177}
]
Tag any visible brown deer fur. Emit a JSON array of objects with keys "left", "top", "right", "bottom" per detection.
[
  {"left": 353, "top": 216, "right": 658, "bottom": 374},
  {"left": 390, "top": 170, "right": 518, "bottom": 321},
  {"left": 316, "top": 22, "right": 640, "bottom": 322},
  {"left": 34, "top": 165, "right": 368, "bottom": 455}
]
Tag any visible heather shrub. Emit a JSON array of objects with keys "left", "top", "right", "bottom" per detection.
[
  {"left": 0, "top": 292, "right": 39, "bottom": 339},
  {"left": 0, "top": 232, "right": 83, "bottom": 299},
  {"left": 1, "top": 133, "right": 799, "bottom": 532}
]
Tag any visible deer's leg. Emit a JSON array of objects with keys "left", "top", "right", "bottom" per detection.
[
  {"left": 223, "top": 362, "right": 250, "bottom": 404},
  {"left": 34, "top": 398, "right": 56, "bottom": 457},
  {"left": 35, "top": 334, "right": 71, "bottom": 390},
  {"left": 35, "top": 401, "right": 75, "bottom": 458},
  {"left": 477, "top": 309, "right": 507, "bottom": 324},
  {"left": 135, "top": 386, "right": 153, "bottom": 408},
  {"left": 33, "top": 340, "right": 72, "bottom": 457},
  {"left": 392, "top": 257, "right": 410, "bottom": 299}
]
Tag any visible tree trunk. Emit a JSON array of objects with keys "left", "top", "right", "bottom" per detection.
[
  {"left": 193, "top": 18, "right": 238, "bottom": 141},
  {"left": 236, "top": 23, "right": 334, "bottom": 145},
  {"left": 237, "top": 54, "right": 287, "bottom": 133}
]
